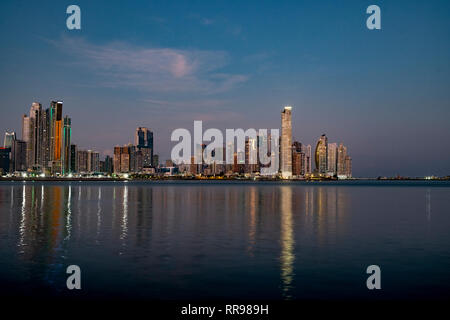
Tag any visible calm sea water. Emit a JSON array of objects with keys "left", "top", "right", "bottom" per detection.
[{"left": 0, "top": 180, "right": 449, "bottom": 301}]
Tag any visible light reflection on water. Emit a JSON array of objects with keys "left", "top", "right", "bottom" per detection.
[{"left": 0, "top": 181, "right": 449, "bottom": 300}]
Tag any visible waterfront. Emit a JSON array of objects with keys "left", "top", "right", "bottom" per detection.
[{"left": 0, "top": 181, "right": 449, "bottom": 301}]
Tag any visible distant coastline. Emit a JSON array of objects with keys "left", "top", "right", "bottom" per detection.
[{"left": 0, "top": 176, "right": 449, "bottom": 182}]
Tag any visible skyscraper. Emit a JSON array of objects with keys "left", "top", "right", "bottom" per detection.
[
  {"left": 327, "top": 142, "right": 338, "bottom": 176},
  {"left": 70, "top": 144, "right": 77, "bottom": 173},
  {"left": 62, "top": 116, "right": 72, "bottom": 174},
  {"left": 280, "top": 106, "right": 292, "bottom": 178},
  {"left": 40, "top": 108, "right": 51, "bottom": 171},
  {"left": 12, "top": 140, "right": 27, "bottom": 172},
  {"left": 345, "top": 156, "right": 352, "bottom": 178},
  {"left": 337, "top": 143, "right": 347, "bottom": 176},
  {"left": 0, "top": 148, "right": 10, "bottom": 174},
  {"left": 49, "top": 101, "right": 63, "bottom": 173},
  {"left": 87, "top": 150, "right": 100, "bottom": 173},
  {"left": 135, "top": 127, "right": 153, "bottom": 167},
  {"left": 303, "top": 144, "right": 312, "bottom": 176},
  {"left": 3, "top": 131, "right": 16, "bottom": 148},
  {"left": 77, "top": 150, "right": 89, "bottom": 173},
  {"left": 315, "top": 134, "right": 328, "bottom": 174},
  {"left": 28, "top": 102, "right": 43, "bottom": 170},
  {"left": 292, "top": 141, "right": 303, "bottom": 177}
]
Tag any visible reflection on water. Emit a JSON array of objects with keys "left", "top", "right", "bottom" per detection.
[
  {"left": 280, "top": 186, "right": 294, "bottom": 299},
  {"left": 0, "top": 181, "right": 449, "bottom": 300}
]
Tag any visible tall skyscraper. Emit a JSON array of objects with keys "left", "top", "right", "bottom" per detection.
[
  {"left": 280, "top": 106, "right": 292, "bottom": 178},
  {"left": 61, "top": 116, "right": 72, "bottom": 174},
  {"left": 49, "top": 101, "right": 63, "bottom": 173},
  {"left": 327, "top": 142, "right": 338, "bottom": 176},
  {"left": 40, "top": 108, "right": 51, "bottom": 171},
  {"left": 28, "top": 102, "right": 43, "bottom": 170},
  {"left": 337, "top": 143, "right": 347, "bottom": 176},
  {"left": 135, "top": 127, "right": 153, "bottom": 167},
  {"left": 315, "top": 134, "right": 328, "bottom": 174},
  {"left": 3, "top": 131, "right": 16, "bottom": 148}
]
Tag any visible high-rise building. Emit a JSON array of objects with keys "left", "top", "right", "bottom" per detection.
[
  {"left": 70, "top": 144, "right": 77, "bottom": 173},
  {"left": 40, "top": 108, "right": 51, "bottom": 171},
  {"left": 303, "top": 144, "right": 312, "bottom": 176},
  {"left": 337, "top": 143, "right": 347, "bottom": 176},
  {"left": 345, "top": 156, "right": 352, "bottom": 178},
  {"left": 0, "top": 148, "right": 10, "bottom": 174},
  {"left": 327, "top": 142, "right": 338, "bottom": 176},
  {"left": 21, "top": 114, "right": 30, "bottom": 168},
  {"left": 28, "top": 102, "right": 43, "bottom": 170},
  {"left": 315, "top": 134, "right": 328, "bottom": 174},
  {"left": 280, "top": 106, "right": 292, "bottom": 178},
  {"left": 135, "top": 127, "right": 153, "bottom": 167},
  {"left": 62, "top": 116, "right": 72, "bottom": 174},
  {"left": 292, "top": 141, "right": 304, "bottom": 177},
  {"left": 103, "top": 155, "right": 113, "bottom": 174},
  {"left": 12, "top": 140, "right": 27, "bottom": 172},
  {"left": 77, "top": 150, "right": 89, "bottom": 173},
  {"left": 113, "top": 145, "right": 135, "bottom": 173},
  {"left": 3, "top": 131, "right": 16, "bottom": 148},
  {"left": 49, "top": 101, "right": 63, "bottom": 173},
  {"left": 87, "top": 150, "right": 100, "bottom": 173}
]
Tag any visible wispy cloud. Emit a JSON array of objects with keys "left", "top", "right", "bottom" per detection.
[{"left": 53, "top": 37, "right": 247, "bottom": 94}]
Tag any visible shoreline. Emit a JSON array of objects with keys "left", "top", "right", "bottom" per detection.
[{"left": 0, "top": 177, "right": 449, "bottom": 182}]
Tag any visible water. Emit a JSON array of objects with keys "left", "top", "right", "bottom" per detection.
[{"left": 0, "top": 180, "right": 449, "bottom": 301}]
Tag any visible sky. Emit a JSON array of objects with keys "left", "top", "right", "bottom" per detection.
[{"left": 0, "top": 0, "right": 449, "bottom": 177}]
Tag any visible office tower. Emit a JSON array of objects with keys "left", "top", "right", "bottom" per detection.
[
  {"left": 3, "top": 131, "right": 16, "bottom": 148},
  {"left": 70, "top": 144, "right": 77, "bottom": 172},
  {"left": 12, "top": 140, "right": 27, "bottom": 172},
  {"left": 345, "top": 156, "right": 352, "bottom": 178},
  {"left": 49, "top": 101, "right": 63, "bottom": 173},
  {"left": 21, "top": 114, "right": 30, "bottom": 168},
  {"left": 62, "top": 116, "right": 72, "bottom": 174},
  {"left": 315, "top": 134, "right": 328, "bottom": 174},
  {"left": 135, "top": 127, "right": 153, "bottom": 167},
  {"left": 77, "top": 150, "right": 89, "bottom": 173},
  {"left": 327, "top": 142, "right": 338, "bottom": 176},
  {"left": 0, "top": 147, "right": 10, "bottom": 174},
  {"left": 280, "top": 106, "right": 292, "bottom": 178},
  {"left": 303, "top": 144, "right": 312, "bottom": 175},
  {"left": 337, "top": 143, "right": 347, "bottom": 176},
  {"left": 28, "top": 102, "right": 43, "bottom": 170}
]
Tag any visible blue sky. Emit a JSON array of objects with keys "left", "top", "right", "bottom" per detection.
[{"left": 0, "top": 0, "right": 449, "bottom": 176}]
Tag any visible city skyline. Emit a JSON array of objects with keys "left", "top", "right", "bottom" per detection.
[
  {"left": 1, "top": 1, "right": 450, "bottom": 177},
  {"left": 1, "top": 101, "right": 354, "bottom": 179}
]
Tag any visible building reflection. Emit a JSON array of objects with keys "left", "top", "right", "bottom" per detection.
[
  {"left": 0, "top": 182, "right": 352, "bottom": 298},
  {"left": 279, "top": 186, "right": 294, "bottom": 300}
]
